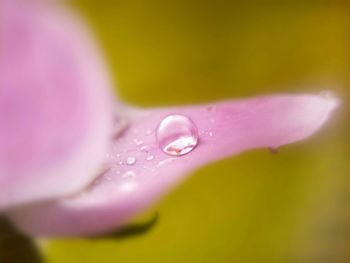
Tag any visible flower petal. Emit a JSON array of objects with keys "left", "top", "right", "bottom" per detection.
[
  {"left": 7, "top": 94, "right": 338, "bottom": 236},
  {"left": 0, "top": 1, "right": 113, "bottom": 209}
]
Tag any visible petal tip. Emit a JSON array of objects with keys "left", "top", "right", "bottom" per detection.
[{"left": 319, "top": 90, "right": 341, "bottom": 111}]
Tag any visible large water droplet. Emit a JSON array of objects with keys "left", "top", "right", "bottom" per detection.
[{"left": 156, "top": 114, "right": 199, "bottom": 156}]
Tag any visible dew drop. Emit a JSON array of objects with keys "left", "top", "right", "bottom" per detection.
[
  {"left": 120, "top": 171, "right": 137, "bottom": 192},
  {"left": 146, "top": 155, "right": 154, "bottom": 161},
  {"left": 126, "top": 156, "right": 136, "bottom": 165},
  {"left": 140, "top": 145, "right": 149, "bottom": 152},
  {"left": 134, "top": 139, "right": 143, "bottom": 146},
  {"left": 122, "top": 170, "right": 136, "bottom": 179},
  {"left": 157, "top": 158, "right": 176, "bottom": 167},
  {"left": 156, "top": 114, "right": 199, "bottom": 156}
]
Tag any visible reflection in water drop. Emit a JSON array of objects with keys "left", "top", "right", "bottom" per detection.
[{"left": 156, "top": 114, "right": 199, "bottom": 156}]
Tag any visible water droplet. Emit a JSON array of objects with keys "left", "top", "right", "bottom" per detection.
[
  {"left": 126, "top": 156, "right": 136, "bottom": 165},
  {"left": 122, "top": 170, "right": 136, "bottom": 179},
  {"left": 157, "top": 158, "right": 176, "bottom": 167},
  {"left": 208, "top": 131, "right": 213, "bottom": 137},
  {"left": 120, "top": 171, "right": 137, "bottom": 192},
  {"left": 146, "top": 155, "right": 154, "bottom": 161},
  {"left": 146, "top": 129, "right": 152, "bottom": 135},
  {"left": 134, "top": 139, "right": 143, "bottom": 146},
  {"left": 140, "top": 145, "right": 149, "bottom": 152},
  {"left": 156, "top": 114, "right": 199, "bottom": 156}
]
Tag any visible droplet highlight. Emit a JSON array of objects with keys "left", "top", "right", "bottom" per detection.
[{"left": 156, "top": 114, "right": 199, "bottom": 156}]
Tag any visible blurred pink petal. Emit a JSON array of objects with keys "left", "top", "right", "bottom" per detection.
[
  {"left": 0, "top": 1, "right": 113, "bottom": 209},
  {"left": 7, "top": 94, "right": 338, "bottom": 236}
]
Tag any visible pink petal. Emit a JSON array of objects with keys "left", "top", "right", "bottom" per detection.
[
  {"left": 0, "top": 1, "right": 113, "bottom": 209},
  {"left": 7, "top": 94, "right": 338, "bottom": 237}
]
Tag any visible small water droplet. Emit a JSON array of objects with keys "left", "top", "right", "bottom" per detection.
[
  {"left": 146, "top": 155, "right": 154, "bottom": 161},
  {"left": 157, "top": 158, "right": 176, "bottom": 167},
  {"left": 134, "top": 139, "right": 143, "bottom": 146},
  {"left": 140, "top": 145, "right": 149, "bottom": 152},
  {"left": 156, "top": 114, "right": 199, "bottom": 156},
  {"left": 120, "top": 171, "right": 137, "bottom": 192},
  {"left": 126, "top": 156, "right": 136, "bottom": 165},
  {"left": 122, "top": 170, "right": 136, "bottom": 179},
  {"left": 208, "top": 131, "right": 213, "bottom": 137},
  {"left": 146, "top": 129, "right": 152, "bottom": 135}
]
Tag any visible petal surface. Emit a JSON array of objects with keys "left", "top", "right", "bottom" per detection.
[
  {"left": 0, "top": 1, "right": 113, "bottom": 209},
  {"left": 7, "top": 94, "right": 338, "bottom": 236}
]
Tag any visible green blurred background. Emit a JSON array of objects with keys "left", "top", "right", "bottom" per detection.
[{"left": 2, "top": 1, "right": 349, "bottom": 262}]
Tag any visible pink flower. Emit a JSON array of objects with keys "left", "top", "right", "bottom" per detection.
[{"left": 0, "top": 1, "right": 339, "bottom": 237}]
